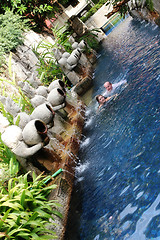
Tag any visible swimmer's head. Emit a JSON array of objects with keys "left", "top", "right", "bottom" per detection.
[
  {"left": 96, "top": 95, "right": 106, "bottom": 105},
  {"left": 104, "top": 81, "right": 112, "bottom": 92}
]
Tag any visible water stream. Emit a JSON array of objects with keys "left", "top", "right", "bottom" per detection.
[{"left": 65, "top": 16, "right": 160, "bottom": 240}]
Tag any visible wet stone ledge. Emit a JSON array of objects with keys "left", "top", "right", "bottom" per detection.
[{"left": 16, "top": 99, "right": 86, "bottom": 240}]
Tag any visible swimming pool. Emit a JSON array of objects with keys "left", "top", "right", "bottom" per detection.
[
  {"left": 66, "top": 16, "right": 160, "bottom": 240},
  {"left": 101, "top": 13, "right": 128, "bottom": 36}
]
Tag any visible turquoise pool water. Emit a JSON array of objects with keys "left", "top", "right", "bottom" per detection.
[
  {"left": 102, "top": 13, "right": 128, "bottom": 36},
  {"left": 66, "top": 16, "right": 160, "bottom": 240}
]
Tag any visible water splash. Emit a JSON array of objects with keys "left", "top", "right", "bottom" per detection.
[
  {"left": 94, "top": 234, "right": 100, "bottom": 240},
  {"left": 85, "top": 108, "right": 92, "bottom": 117},
  {"left": 80, "top": 137, "right": 90, "bottom": 148},
  {"left": 136, "top": 191, "right": 144, "bottom": 200},
  {"left": 70, "top": 17, "right": 160, "bottom": 240},
  {"left": 84, "top": 116, "right": 95, "bottom": 128},
  {"left": 75, "top": 161, "right": 90, "bottom": 174},
  {"left": 76, "top": 176, "right": 84, "bottom": 182}
]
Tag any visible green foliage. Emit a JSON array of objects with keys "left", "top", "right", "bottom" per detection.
[
  {"left": 107, "top": 0, "right": 129, "bottom": 17},
  {"left": 0, "top": 102, "right": 14, "bottom": 125},
  {"left": 119, "top": 3, "right": 129, "bottom": 17},
  {"left": 37, "top": 60, "right": 63, "bottom": 86},
  {"left": 58, "top": 0, "right": 70, "bottom": 8},
  {"left": 0, "top": 10, "right": 28, "bottom": 67},
  {"left": 52, "top": 25, "right": 72, "bottom": 53},
  {"left": 0, "top": 11, "right": 26, "bottom": 52},
  {"left": 0, "top": 53, "right": 34, "bottom": 114},
  {"left": 0, "top": 49, "right": 5, "bottom": 68},
  {"left": 108, "top": 0, "right": 154, "bottom": 17},
  {"left": 33, "top": 26, "right": 72, "bottom": 85},
  {"left": 82, "top": 0, "right": 154, "bottom": 21},
  {"left": 146, "top": 0, "right": 154, "bottom": 11},
  {"left": 0, "top": 134, "right": 20, "bottom": 181},
  {"left": 33, "top": 41, "right": 63, "bottom": 85},
  {"left": 79, "top": 29, "right": 100, "bottom": 51},
  {"left": 91, "top": 0, "right": 100, "bottom": 3},
  {"left": 0, "top": 0, "right": 61, "bottom": 31},
  {"left": 0, "top": 172, "right": 62, "bottom": 239}
]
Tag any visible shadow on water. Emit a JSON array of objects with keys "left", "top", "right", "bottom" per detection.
[{"left": 65, "top": 16, "right": 160, "bottom": 240}]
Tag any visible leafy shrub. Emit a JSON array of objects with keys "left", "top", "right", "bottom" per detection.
[
  {"left": 37, "top": 58, "right": 63, "bottom": 85},
  {"left": 0, "top": 11, "right": 28, "bottom": 67},
  {"left": 0, "top": 0, "right": 61, "bottom": 31},
  {"left": 79, "top": 29, "right": 100, "bottom": 51},
  {"left": 0, "top": 172, "right": 62, "bottom": 239},
  {"left": 33, "top": 26, "right": 72, "bottom": 85},
  {"left": 0, "top": 134, "right": 20, "bottom": 180},
  {"left": 58, "top": 0, "right": 70, "bottom": 8},
  {"left": 52, "top": 25, "right": 72, "bottom": 53},
  {"left": 0, "top": 54, "right": 34, "bottom": 114},
  {"left": 0, "top": 101, "right": 14, "bottom": 125},
  {"left": 92, "top": 0, "right": 100, "bottom": 3},
  {"left": 33, "top": 41, "right": 63, "bottom": 86}
]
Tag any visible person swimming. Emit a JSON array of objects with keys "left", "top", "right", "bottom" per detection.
[
  {"left": 96, "top": 94, "right": 118, "bottom": 110},
  {"left": 103, "top": 80, "right": 127, "bottom": 97}
]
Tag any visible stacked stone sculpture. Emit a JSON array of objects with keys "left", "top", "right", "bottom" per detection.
[
  {"left": 0, "top": 34, "right": 83, "bottom": 159},
  {"left": 1, "top": 121, "right": 49, "bottom": 158},
  {"left": 57, "top": 40, "right": 86, "bottom": 71},
  {"left": 0, "top": 78, "right": 68, "bottom": 158}
]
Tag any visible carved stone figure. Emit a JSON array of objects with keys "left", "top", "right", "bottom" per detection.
[
  {"left": 30, "top": 103, "right": 55, "bottom": 128},
  {"left": 22, "top": 119, "right": 48, "bottom": 146},
  {"left": 30, "top": 95, "right": 47, "bottom": 108},
  {"left": 48, "top": 79, "right": 65, "bottom": 92},
  {"left": 35, "top": 86, "right": 48, "bottom": 98},
  {"left": 1, "top": 124, "right": 48, "bottom": 158},
  {"left": 47, "top": 88, "right": 66, "bottom": 111}
]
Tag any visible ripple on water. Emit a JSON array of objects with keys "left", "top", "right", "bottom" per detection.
[{"left": 73, "top": 17, "right": 160, "bottom": 240}]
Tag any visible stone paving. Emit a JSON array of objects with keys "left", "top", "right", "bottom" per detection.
[{"left": 85, "top": 3, "right": 113, "bottom": 29}]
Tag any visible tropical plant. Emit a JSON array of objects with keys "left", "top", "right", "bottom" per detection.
[
  {"left": 0, "top": 134, "right": 20, "bottom": 180},
  {"left": 37, "top": 60, "right": 63, "bottom": 86},
  {"left": 0, "top": 10, "right": 28, "bottom": 67},
  {"left": 32, "top": 41, "right": 64, "bottom": 85},
  {"left": 146, "top": 0, "right": 154, "bottom": 11},
  {"left": 58, "top": 0, "right": 70, "bottom": 8},
  {"left": 89, "top": 0, "right": 99, "bottom": 3},
  {"left": 32, "top": 25, "right": 72, "bottom": 85},
  {"left": 0, "top": 0, "right": 61, "bottom": 31},
  {"left": 0, "top": 172, "right": 62, "bottom": 239},
  {"left": 51, "top": 25, "right": 72, "bottom": 52},
  {"left": 0, "top": 102, "right": 14, "bottom": 125},
  {"left": 83, "top": 0, "right": 154, "bottom": 21},
  {"left": 79, "top": 28, "right": 100, "bottom": 51},
  {"left": 107, "top": 0, "right": 154, "bottom": 17}
]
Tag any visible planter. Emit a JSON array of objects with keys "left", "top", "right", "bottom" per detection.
[{"left": 22, "top": 119, "right": 48, "bottom": 146}]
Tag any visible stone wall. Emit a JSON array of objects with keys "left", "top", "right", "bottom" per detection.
[
  {"left": 3, "top": 26, "right": 96, "bottom": 96},
  {"left": 7, "top": 30, "right": 56, "bottom": 81}
]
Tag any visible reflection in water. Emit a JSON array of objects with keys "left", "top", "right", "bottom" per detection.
[
  {"left": 66, "top": 16, "right": 160, "bottom": 240},
  {"left": 129, "top": 194, "right": 160, "bottom": 240}
]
